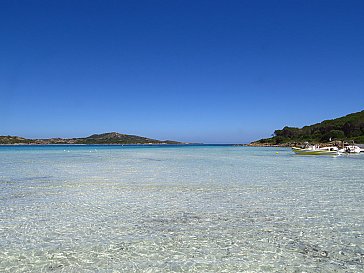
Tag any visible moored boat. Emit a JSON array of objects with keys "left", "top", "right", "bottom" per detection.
[
  {"left": 339, "top": 145, "right": 361, "bottom": 154},
  {"left": 292, "top": 145, "right": 340, "bottom": 155}
]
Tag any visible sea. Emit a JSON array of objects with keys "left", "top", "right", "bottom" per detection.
[{"left": 0, "top": 145, "right": 363, "bottom": 272}]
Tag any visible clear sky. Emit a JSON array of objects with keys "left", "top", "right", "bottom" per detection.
[{"left": 1, "top": 0, "right": 363, "bottom": 143}]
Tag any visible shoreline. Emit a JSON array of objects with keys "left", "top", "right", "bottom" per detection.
[
  {"left": 0, "top": 143, "right": 194, "bottom": 146},
  {"left": 0, "top": 143, "right": 240, "bottom": 147}
]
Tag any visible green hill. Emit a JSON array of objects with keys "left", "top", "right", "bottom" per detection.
[
  {"left": 76, "top": 132, "right": 181, "bottom": 144},
  {"left": 253, "top": 110, "right": 364, "bottom": 145},
  {"left": 0, "top": 132, "right": 183, "bottom": 145}
]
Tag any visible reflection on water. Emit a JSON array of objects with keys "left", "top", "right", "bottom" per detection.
[{"left": 0, "top": 145, "right": 363, "bottom": 272}]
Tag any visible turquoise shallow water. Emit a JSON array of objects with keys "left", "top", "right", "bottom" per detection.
[{"left": 0, "top": 145, "right": 363, "bottom": 272}]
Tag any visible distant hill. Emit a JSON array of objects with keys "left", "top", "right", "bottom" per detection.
[
  {"left": 0, "top": 132, "right": 183, "bottom": 145},
  {"left": 0, "top": 136, "right": 30, "bottom": 144},
  {"left": 251, "top": 110, "right": 364, "bottom": 145},
  {"left": 77, "top": 132, "right": 182, "bottom": 144}
]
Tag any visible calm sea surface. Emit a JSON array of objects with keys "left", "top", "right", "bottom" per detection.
[{"left": 0, "top": 145, "right": 363, "bottom": 272}]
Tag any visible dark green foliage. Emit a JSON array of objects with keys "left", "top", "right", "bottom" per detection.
[
  {"left": 274, "top": 127, "right": 300, "bottom": 139},
  {"left": 327, "top": 130, "right": 345, "bottom": 140},
  {"left": 353, "top": 135, "right": 364, "bottom": 143},
  {"left": 255, "top": 110, "right": 364, "bottom": 144}
]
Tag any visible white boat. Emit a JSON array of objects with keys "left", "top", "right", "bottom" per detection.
[
  {"left": 339, "top": 145, "right": 361, "bottom": 153},
  {"left": 292, "top": 145, "right": 341, "bottom": 155}
]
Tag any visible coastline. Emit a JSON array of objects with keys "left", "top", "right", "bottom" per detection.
[
  {"left": 0, "top": 132, "right": 186, "bottom": 146},
  {"left": 244, "top": 143, "right": 291, "bottom": 147},
  {"left": 0, "top": 143, "right": 193, "bottom": 146}
]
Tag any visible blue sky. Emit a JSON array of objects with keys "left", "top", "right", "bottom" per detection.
[{"left": 1, "top": 0, "right": 363, "bottom": 143}]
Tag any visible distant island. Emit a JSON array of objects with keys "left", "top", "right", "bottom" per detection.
[
  {"left": 251, "top": 110, "right": 364, "bottom": 146},
  {"left": 0, "top": 132, "right": 184, "bottom": 145}
]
